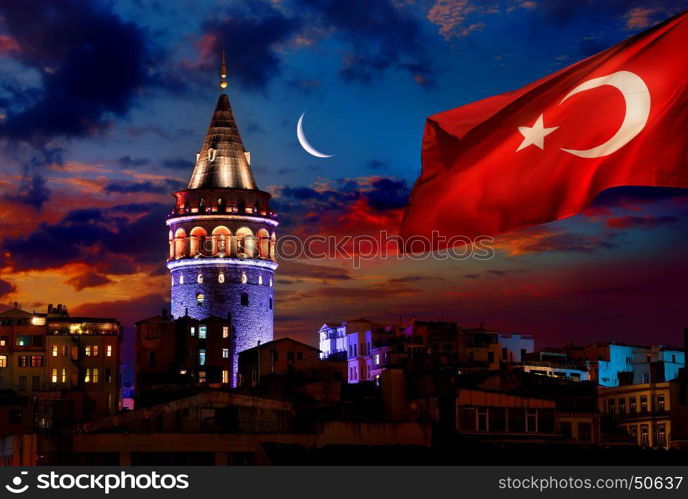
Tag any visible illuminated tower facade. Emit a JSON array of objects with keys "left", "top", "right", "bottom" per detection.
[{"left": 166, "top": 56, "right": 277, "bottom": 383}]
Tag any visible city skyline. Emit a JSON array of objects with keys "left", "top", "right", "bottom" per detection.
[{"left": 1, "top": 0, "right": 687, "bottom": 359}]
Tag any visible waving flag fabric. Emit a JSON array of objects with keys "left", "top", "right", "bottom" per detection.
[{"left": 400, "top": 12, "right": 688, "bottom": 243}]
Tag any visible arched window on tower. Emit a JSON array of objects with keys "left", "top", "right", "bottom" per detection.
[
  {"left": 269, "top": 232, "right": 276, "bottom": 261},
  {"left": 236, "top": 227, "right": 254, "bottom": 258},
  {"left": 168, "top": 231, "right": 174, "bottom": 260},
  {"left": 174, "top": 228, "right": 187, "bottom": 259},
  {"left": 197, "top": 293, "right": 205, "bottom": 305},
  {"left": 211, "top": 226, "right": 230, "bottom": 256},
  {"left": 257, "top": 229, "right": 270, "bottom": 259},
  {"left": 240, "top": 292, "right": 249, "bottom": 306},
  {"left": 189, "top": 227, "right": 207, "bottom": 256},
  {"left": 218, "top": 272, "right": 225, "bottom": 283},
  {"left": 240, "top": 272, "right": 247, "bottom": 284},
  {"left": 197, "top": 273, "right": 203, "bottom": 284}
]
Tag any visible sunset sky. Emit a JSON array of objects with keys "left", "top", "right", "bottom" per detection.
[{"left": 1, "top": 1, "right": 687, "bottom": 380}]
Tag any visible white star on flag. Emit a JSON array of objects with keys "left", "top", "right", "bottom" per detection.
[{"left": 516, "top": 114, "right": 558, "bottom": 151}]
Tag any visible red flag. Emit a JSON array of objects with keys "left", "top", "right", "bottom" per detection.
[{"left": 400, "top": 12, "right": 688, "bottom": 244}]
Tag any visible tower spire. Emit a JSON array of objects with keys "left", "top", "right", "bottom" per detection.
[{"left": 220, "top": 49, "right": 228, "bottom": 90}]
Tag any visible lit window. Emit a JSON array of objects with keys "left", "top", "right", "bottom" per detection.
[
  {"left": 199, "top": 349, "right": 206, "bottom": 366},
  {"left": 199, "top": 371, "right": 206, "bottom": 383},
  {"left": 93, "top": 368, "right": 99, "bottom": 383},
  {"left": 197, "top": 293, "right": 204, "bottom": 305},
  {"left": 171, "top": 277, "right": 174, "bottom": 287},
  {"left": 258, "top": 275, "right": 263, "bottom": 285},
  {"left": 199, "top": 326, "right": 207, "bottom": 339},
  {"left": 269, "top": 278, "right": 273, "bottom": 287},
  {"left": 0, "top": 355, "right": 6, "bottom": 368},
  {"left": 51, "top": 368, "right": 58, "bottom": 383},
  {"left": 106, "top": 345, "right": 112, "bottom": 357},
  {"left": 84, "top": 369, "right": 91, "bottom": 383},
  {"left": 197, "top": 273, "right": 203, "bottom": 284},
  {"left": 61, "top": 368, "right": 66, "bottom": 383},
  {"left": 241, "top": 272, "right": 247, "bottom": 284},
  {"left": 85, "top": 346, "right": 92, "bottom": 357},
  {"left": 93, "top": 345, "right": 99, "bottom": 357},
  {"left": 0, "top": 338, "right": 5, "bottom": 346},
  {"left": 52, "top": 345, "right": 58, "bottom": 357},
  {"left": 62, "top": 345, "right": 68, "bottom": 357},
  {"left": 179, "top": 275, "right": 184, "bottom": 285},
  {"left": 222, "top": 370, "right": 229, "bottom": 384},
  {"left": 375, "top": 354, "right": 380, "bottom": 365},
  {"left": 190, "top": 327, "right": 196, "bottom": 337},
  {"left": 219, "top": 272, "right": 225, "bottom": 283},
  {"left": 222, "top": 348, "right": 229, "bottom": 358},
  {"left": 222, "top": 326, "right": 229, "bottom": 338}
]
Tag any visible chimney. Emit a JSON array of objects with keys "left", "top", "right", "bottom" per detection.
[{"left": 47, "top": 304, "right": 53, "bottom": 314}]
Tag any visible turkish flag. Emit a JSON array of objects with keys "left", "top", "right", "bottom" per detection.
[{"left": 400, "top": 11, "right": 688, "bottom": 244}]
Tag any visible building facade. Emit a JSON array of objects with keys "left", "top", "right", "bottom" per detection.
[
  {"left": 0, "top": 304, "right": 121, "bottom": 434},
  {"left": 598, "top": 382, "right": 672, "bottom": 449},
  {"left": 166, "top": 67, "right": 277, "bottom": 382},
  {"left": 136, "top": 313, "right": 233, "bottom": 395}
]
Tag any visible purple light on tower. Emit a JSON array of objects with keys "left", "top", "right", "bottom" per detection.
[{"left": 166, "top": 56, "right": 278, "bottom": 386}]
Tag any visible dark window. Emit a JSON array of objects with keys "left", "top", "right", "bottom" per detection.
[
  {"left": 539, "top": 410, "right": 555, "bottom": 433},
  {"left": 32, "top": 376, "right": 40, "bottom": 390},
  {"left": 148, "top": 351, "right": 156, "bottom": 368},
  {"left": 508, "top": 408, "right": 526, "bottom": 432},
  {"left": 560, "top": 421, "right": 573, "bottom": 438},
  {"left": 657, "top": 394, "right": 665, "bottom": 412},
  {"left": 459, "top": 408, "right": 476, "bottom": 432},
  {"left": 520, "top": 348, "right": 527, "bottom": 360},
  {"left": 288, "top": 352, "right": 294, "bottom": 361},
  {"left": 241, "top": 293, "right": 249, "bottom": 306},
  {"left": 18, "top": 356, "right": 28, "bottom": 367},
  {"left": 477, "top": 408, "right": 488, "bottom": 432},
  {"left": 238, "top": 199, "right": 246, "bottom": 213},
  {"left": 640, "top": 396, "right": 648, "bottom": 413},
  {"left": 489, "top": 407, "right": 506, "bottom": 432},
  {"left": 640, "top": 424, "right": 649, "bottom": 446},
  {"left": 487, "top": 351, "right": 494, "bottom": 363},
  {"left": 269, "top": 298, "right": 273, "bottom": 309},
  {"left": 501, "top": 347, "right": 507, "bottom": 361},
  {"left": 526, "top": 408, "right": 538, "bottom": 432},
  {"left": 629, "top": 397, "right": 637, "bottom": 414},
  {"left": 296, "top": 351, "right": 303, "bottom": 360},
  {"left": 9, "top": 410, "right": 22, "bottom": 425},
  {"left": 578, "top": 422, "right": 592, "bottom": 442}
]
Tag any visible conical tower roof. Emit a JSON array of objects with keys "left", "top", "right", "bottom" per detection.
[{"left": 187, "top": 93, "right": 257, "bottom": 190}]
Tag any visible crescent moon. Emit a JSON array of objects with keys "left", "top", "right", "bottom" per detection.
[
  {"left": 560, "top": 71, "right": 650, "bottom": 158},
  {"left": 297, "top": 112, "right": 334, "bottom": 158}
]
